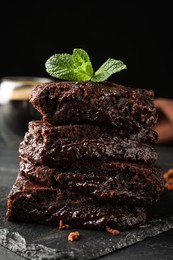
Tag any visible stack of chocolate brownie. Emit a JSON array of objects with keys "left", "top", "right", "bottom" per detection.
[{"left": 6, "top": 81, "right": 165, "bottom": 231}]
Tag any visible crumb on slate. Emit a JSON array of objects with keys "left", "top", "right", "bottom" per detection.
[
  {"left": 106, "top": 226, "right": 120, "bottom": 235},
  {"left": 68, "top": 231, "right": 80, "bottom": 241},
  {"left": 59, "top": 219, "right": 71, "bottom": 230},
  {"left": 163, "top": 168, "right": 173, "bottom": 190}
]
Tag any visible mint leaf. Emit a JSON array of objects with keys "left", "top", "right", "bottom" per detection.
[
  {"left": 72, "top": 48, "right": 94, "bottom": 80},
  {"left": 72, "top": 48, "right": 91, "bottom": 66},
  {"left": 45, "top": 48, "right": 94, "bottom": 82},
  {"left": 45, "top": 48, "right": 127, "bottom": 82},
  {"left": 72, "top": 48, "right": 94, "bottom": 81},
  {"left": 91, "top": 58, "right": 127, "bottom": 82},
  {"left": 45, "top": 53, "right": 76, "bottom": 80}
]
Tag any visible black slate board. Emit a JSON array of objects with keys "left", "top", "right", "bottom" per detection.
[{"left": 0, "top": 186, "right": 173, "bottom": 260}]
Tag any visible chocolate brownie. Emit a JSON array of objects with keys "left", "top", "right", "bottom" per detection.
[
  {"left": 7, "top": 174, "right": 147, "bottom": 230},
  {"left": 20, "top": 159, "right": 164, "bottom": 205},
  {"left": 25, "top": 120, "right": 159, "bottom": 143},
  {"left": 29, "top": 81, "right": 157, "bottom": 128},
  {"left": 19, "top": 121, "right": 158, "bottom": 167}
]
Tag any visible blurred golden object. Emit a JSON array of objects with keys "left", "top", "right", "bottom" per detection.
[{"left": 0, "top": 76, "right": 51, "bottom": 146}]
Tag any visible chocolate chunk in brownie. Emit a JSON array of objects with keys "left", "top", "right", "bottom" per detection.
[
  {"left": 20, "top": 159, "right": 164, "bottom": 205},
  {"left": 29, "top": 81, "right": 157, "bottom": 128},
  {"left": 19, "top": 121, "right": 158, "bottom": 167},
  {"left": 7, "top": 174, "right": 146, "bottom": 231}
]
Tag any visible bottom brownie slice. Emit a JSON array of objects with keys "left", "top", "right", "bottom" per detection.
[{"left": 6, "top": 174, "right": 146, "bottom": 231}]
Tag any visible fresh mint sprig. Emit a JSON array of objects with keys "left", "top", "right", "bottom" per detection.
[{"left": 45, "top": 48, "right": 127, "bottom": 82}]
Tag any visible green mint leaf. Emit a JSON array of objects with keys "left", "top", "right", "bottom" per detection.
[
  {"left": 45, "top": 53, "right": 75, "bottom": 80},
  {"left": 72, "top": 48, "right": 91, "bottom": 66},
  {"left": 91, "top": 58, "right": 127, "bottom": 82},
  {"left": 45, "top": 48, "right": 94, "bottom": 82},
  {"left": 72, "top": 48, "right": 94, "bottom": 81}
]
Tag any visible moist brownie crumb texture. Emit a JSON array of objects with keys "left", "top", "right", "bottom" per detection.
[{"left": 6, "top": 81, "right": 165, "bottom": 231}]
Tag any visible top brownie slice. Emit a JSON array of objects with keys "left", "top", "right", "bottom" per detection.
[{"left": 29, "top": 81, "right": 157, "bottom": 128}]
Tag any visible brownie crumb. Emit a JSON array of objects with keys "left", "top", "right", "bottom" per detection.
[
  {"left": 106, "top": 226, "right": 120, "bottom": 235},
  {"left": 163, "top": 168, "right": 173, "bottom": 190},
  {"left": 68, "top": 231, "right": 80, "bottom": 241},
  {"left": 59, "top": 219, "right": 71, "bottom": 230}
]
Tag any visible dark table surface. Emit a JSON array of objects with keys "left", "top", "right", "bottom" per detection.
[{"left": 0, "top": 139, "right": 173, "bottom": 260}]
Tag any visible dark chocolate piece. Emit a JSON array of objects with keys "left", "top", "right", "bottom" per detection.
[
  {"left": 29, "top": 81, "right": 157, "bottom": 128},
  {"left": 7, "top": 174, "right": 147, "bottom": 231},
  {"left": 20, "top": 159, "right": 164, "bottom": 205}
]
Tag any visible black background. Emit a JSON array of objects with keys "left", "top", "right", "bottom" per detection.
[{"left": 0, "top": 2, "right": 172, "bottom": 98}]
